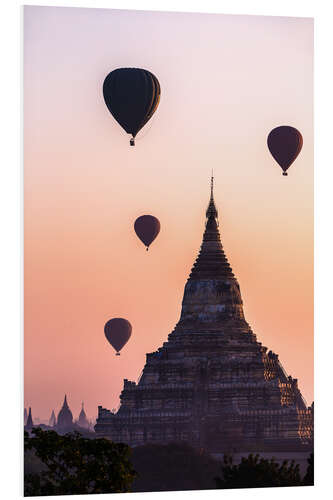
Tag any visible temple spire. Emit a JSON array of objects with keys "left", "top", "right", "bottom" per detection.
[
  {"left": 26, "top": 407, "right": 33, "bottom": 429},
  {"left": 206, "top": 172, "right": 218, "bottom": 220},
  {"left": 188, "top": 175, "right": 233, "bottom": 280},
  {"left": 49, "top": 409, "right": 56, "bottom": 427},
  {"left": 174, "top": 175, "right": 244, "bottom": 329},
  {"left": 57, "top": 394, "right": 73, "bottom": 429},
  {"left": 78, "top": 401, "right": 89, "bottom": 428}
]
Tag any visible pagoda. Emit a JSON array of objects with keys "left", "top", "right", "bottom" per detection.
[
  {"left": 49, "top": 409, "right": 56, "bottom": 427},
  {"left": 95, "top": 178, "right": 313, "bottom": 453},
  {"left": 57, "top": 395, "right": 73, "bottom": 430},
  {"left": 25, "top": 407, "right": 34, "bottom": 430},
  {"left": 77, "top": 402, "right": 90, "bottom": 429}
]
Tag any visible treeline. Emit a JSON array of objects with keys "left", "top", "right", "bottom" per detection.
[{"left": 24, "top": 428, "right": 313, "bottom": 496}]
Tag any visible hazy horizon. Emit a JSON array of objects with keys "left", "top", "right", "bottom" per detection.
[{"left": 24, "top": 6, "right": 313, "bottom": 420}]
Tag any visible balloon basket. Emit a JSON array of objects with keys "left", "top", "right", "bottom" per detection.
[
  {"left": 283, "top": 172, "right": 288, "bottom": 176},
  {"left": 130, "top": 138, "right": 135, "bottom": 146},
  {"left": 116, "top": 352, "right": 120, "bottom": 356}
]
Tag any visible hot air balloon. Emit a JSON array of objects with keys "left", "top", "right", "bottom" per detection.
[
  {"left": 104, "top": 318, "right": 132, "bottom": 356},
  {"left": 267, "top": 126, "right": 303, "bottom": 176},
  {"left": 103, "top": 68, "right": 161, "bottom": 146},
  {"left": 134, "top": 215, "right": 160, "bottom": 251}
]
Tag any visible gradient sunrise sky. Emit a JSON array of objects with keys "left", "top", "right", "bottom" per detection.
[{"left": 24, "top": 6, "right": 313, "bottom": 420}]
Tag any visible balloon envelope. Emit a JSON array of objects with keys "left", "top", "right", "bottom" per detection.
[
  {"left": 104, "top": 318, "right": 132, "bottom": 354},
  {"left": 103, "top": 68, "right": 160, "bottom": 143},
  {"left": 267, "top": 126, "right": 303, "bottom": 175},
  {"left": 134, "top": 215, "right": 160, "bottom": 250}
]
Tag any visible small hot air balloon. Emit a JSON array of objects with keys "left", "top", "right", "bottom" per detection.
[
  {"left": 104, "top": 318, "right": 132, "bottom": 356},
  {"left": 103, "top": 68, "right": 161, "bottom": 146},
  {"left": 267, "top": 126, "right": 303, "bottom": 176},
  {"left": 134, "top": 215, "right": 160, "bottom": 251}
]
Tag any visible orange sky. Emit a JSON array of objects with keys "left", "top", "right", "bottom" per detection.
[{"left": 24, "top": 6, "right": 313, "bottom": 420}]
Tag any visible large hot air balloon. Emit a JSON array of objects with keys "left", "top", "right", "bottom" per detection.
[
  {"left": 134, "top": 215, "right": 160, "bottom": 251},
  {"left": 103, "top": 68, "right": 161, "bottom": 146},
  {"left": 267, "top": 126, "right": 303, "bottom": 176},
  {"left": 104, "top": 318, "right": 132, "bottom": 356}
]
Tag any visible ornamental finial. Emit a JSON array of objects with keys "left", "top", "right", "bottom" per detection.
[{"left": 206, "top": 172, "right": 218, "bottom": 219}]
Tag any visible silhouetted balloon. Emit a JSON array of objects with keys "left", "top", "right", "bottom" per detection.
[
  {"left": 104, "top": 318, "right": 132, "bottom": 356},
  {"left": 103, "top": 68, "right": 161, "bottom": 146},
  {"left": 134, "top": 215, "right": 160, "bottom": 251},
  {"left": 267, "top": 126, "right": 303, "bottom": 176}
]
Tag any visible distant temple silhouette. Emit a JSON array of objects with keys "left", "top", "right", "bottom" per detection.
[
  {"left": 95, "top": 177, "right": 313, "bottom": 453},
  {"left": 25, "top": 407, "right": 33, "bottom": 430},
  {"left": 77, "top": 402, "right": 90, "bottom": 429},
  {"left": 24, "top": 397, "right": 93, "bottom": 433},
  {"left": 49, "top": 409, "right": 56, "bottom": 427},
  {"left": 57, "top": 395, "right": 73, "bottom": 430}
]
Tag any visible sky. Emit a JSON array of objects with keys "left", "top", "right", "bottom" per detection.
[{"left": 24, "top": 6, "right": 313, "bottom": 421}]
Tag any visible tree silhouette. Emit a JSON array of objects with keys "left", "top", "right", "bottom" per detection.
[
  {"left": 131, "top": 442, "right": 221, "bottom": 492},
  {"left": 302, "top": 453, "right": 314, "bottom": 486},
  {"left": 215, "top": 453, "right": 302, "bottom": 489},
  {"left": 24, "top": 428, "right": 136, "bottom": 496}
]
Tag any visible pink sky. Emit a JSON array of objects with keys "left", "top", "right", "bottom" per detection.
[{"left": 24, "top": 6, "right": 313, "bottom": 420}]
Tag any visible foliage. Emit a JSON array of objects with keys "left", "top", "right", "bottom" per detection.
[
  {"left": 24, "top": 428, "right": 314, "bottom": 494},
  {"left": 215, "top": 453, "right": 303, "bottom": 489},
  {"left": 131, "top": 442, "right": 221, "bottom": 492},
  {"left": 302, "top": 453, "right": 314, "bottom": 486},
  {"left": 24, "top": 428, "right": 136, "bottom": 496}
]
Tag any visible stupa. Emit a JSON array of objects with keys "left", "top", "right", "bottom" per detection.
[
  {"left": 77, "top": 402, "right": 90, "bottom": 428},
  {"left": 95, "top": 178, "right": 313, "bottom": 453},
  {"left": 25, "top": 407, "right": 34, "bottom": 430},
  {"left": 57, "top": 395, "right": 73, "bottom": 430},
  {"left": 49, "top": 409, "right": 56, "bottom": 427}
]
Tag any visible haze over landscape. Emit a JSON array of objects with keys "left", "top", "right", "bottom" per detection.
[{"left": 24, "top": 6, "right": 313, "bottom": 421}]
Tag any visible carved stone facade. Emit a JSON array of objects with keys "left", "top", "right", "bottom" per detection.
[{"left": 95, "top": 179, "right": 313, "bottom": 453}]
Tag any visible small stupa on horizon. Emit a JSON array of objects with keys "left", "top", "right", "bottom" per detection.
[
  {"left": 77, "top": 402, "right": 90, "bottom": 429},
  {"left": 56, "top": 395, "right": 73, "bottom": 430},
  {"left": 25, "top": 407, "right": 34, "bottom": 430},
  {"left": 49, "top": 409, "right": 56, "bottom": 427}
]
